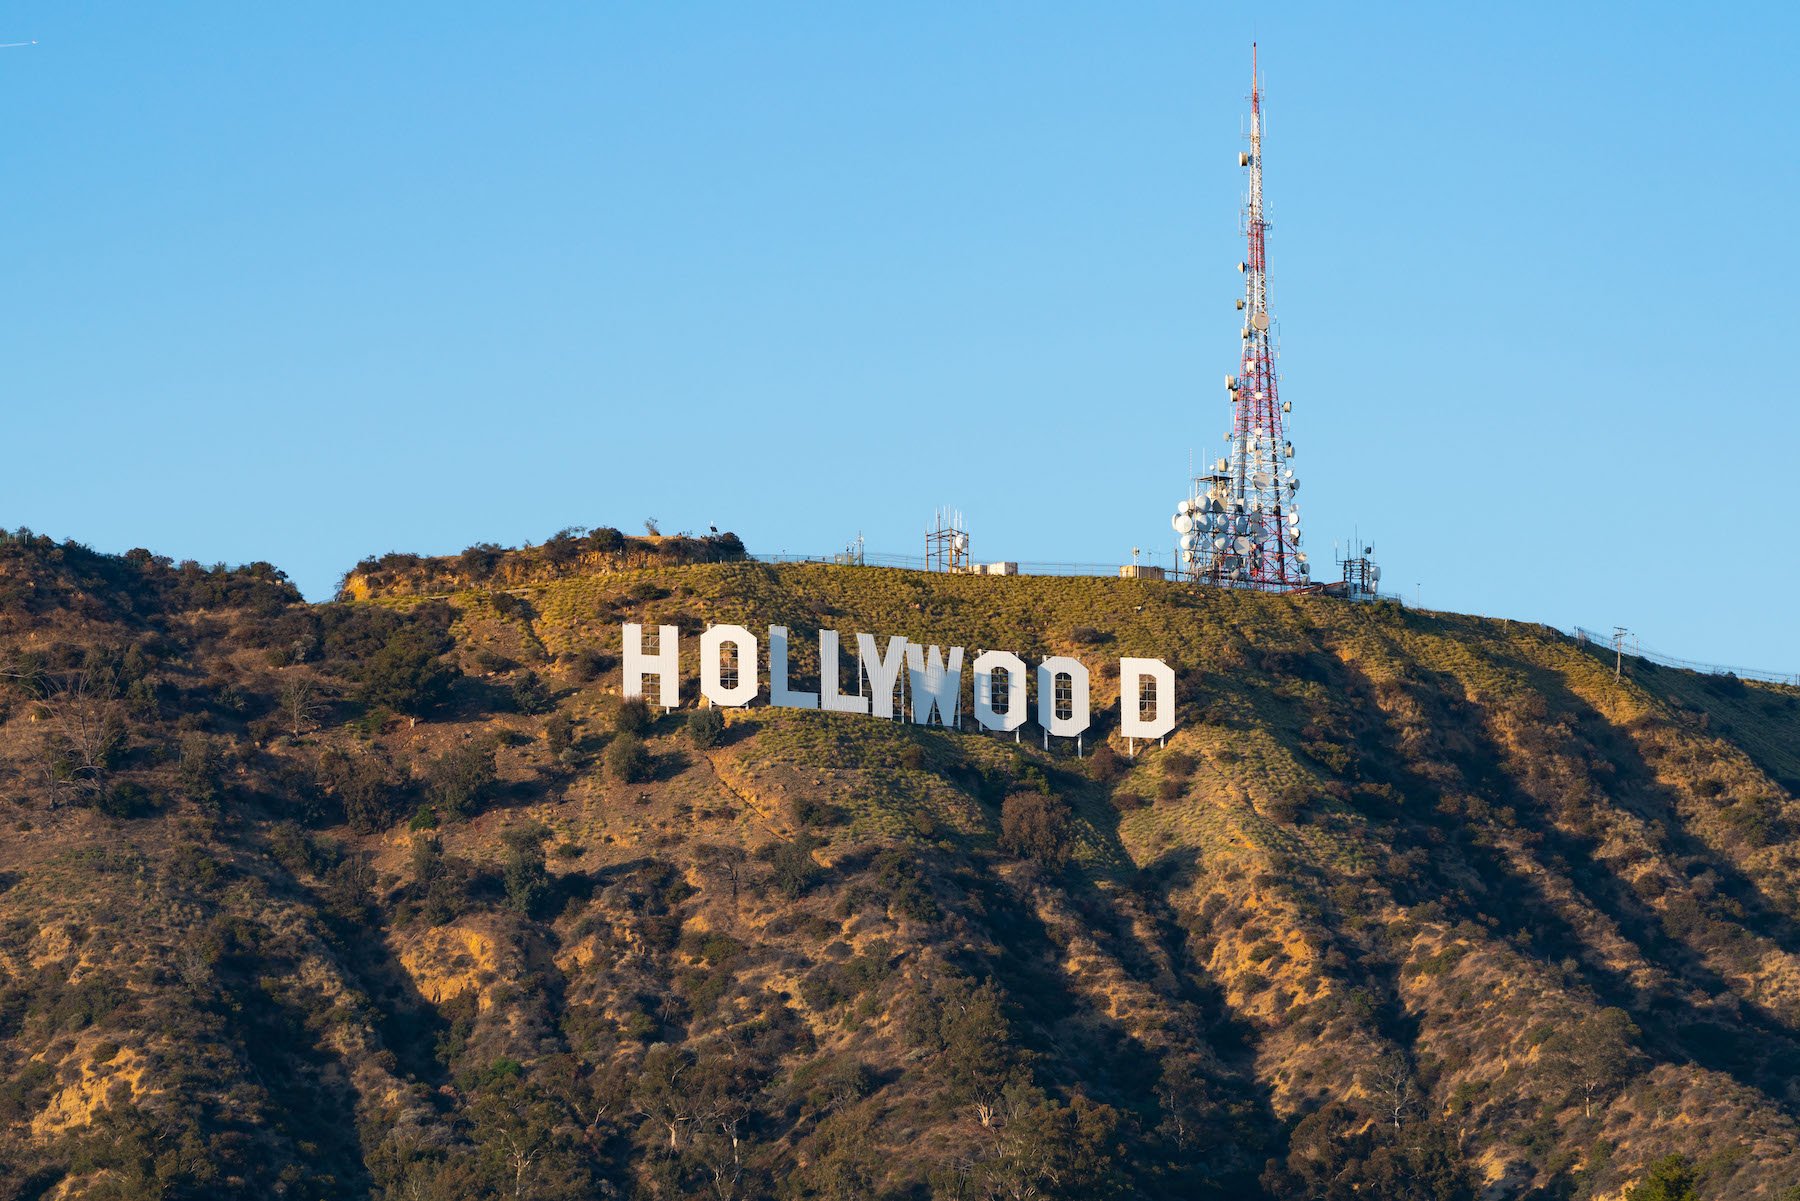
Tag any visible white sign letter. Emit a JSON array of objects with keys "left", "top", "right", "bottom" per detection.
[
  {"left": 623, "top": 623, "right": 680, "bottom": 709},
  {"left": 819, "top": 630, "right": 870, "bottom": 714},
  {"left": 905, "top": 643, "right": 964, "bottom": 727},
  {"left": 856, "top": 633, "right": 909, "bottom": 719},
  {"left": 1119, "top": 657, "right": 1176, "bottom": 739},
  {"left": 768, "top": 626, "right": 818, "bottom": 710},
  {"left": 700, "top": 625, "right": 759, "bottom": 708},
  {"left": 971, "top": 650, "right": 1028, "bottom": 732},
  {"left": 1036, "top": 656, "right": 1090, "bottom": 737}
]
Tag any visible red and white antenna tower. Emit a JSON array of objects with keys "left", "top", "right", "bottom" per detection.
[{"left": 1175, "top": 45, "right": 1310, "bottom": 590}]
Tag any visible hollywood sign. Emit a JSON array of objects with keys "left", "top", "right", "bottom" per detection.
[{"left": 621, "top": 623, "right": 1179, "bottom": 743}]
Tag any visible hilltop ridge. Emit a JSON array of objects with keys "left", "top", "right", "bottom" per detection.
[{"left": 2, "top": 528, "right": 1799, "bottom": 1200}]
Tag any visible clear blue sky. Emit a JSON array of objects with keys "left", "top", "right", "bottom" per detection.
[{"left": 3, "top": 4, "right": 1796, "bottom": 670}]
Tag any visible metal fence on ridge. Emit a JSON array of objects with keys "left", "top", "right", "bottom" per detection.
[{"left": 750, "top": 554, "right": 1799, "bottom": 688}]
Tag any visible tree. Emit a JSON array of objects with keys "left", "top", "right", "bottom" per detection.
[
  {"left": 410, "top": 834, "right": 458, "bottom": 926},
  {"left": 361, "top": 625, "right": 458, "bottom": 715},
  {"left": 685, "top": 1054, "right": 760, "bottom": 1201},
  {"left": 315, "top": 745, "right": 399, "bottom": 832},
  {"left": 544, "top": 711, "right": 575, "bottom": 757},
  {"left": 912, "top": 976, "right": 1020, "bottom": 1127},
  {"left": 633, "top": 1044, "right": 700, "bottom": 1152},
  {"left": 1155, "top": 1052, "right": 1213, "bottom": 1153},
  {"left": 280, "top": 672, "right": 325, "bottom": 737},
  {"left": 174, "top": 731, "right": 221, "bottom": 805},
  {"left": 427, "top": 739, "right": 499, "bottom": 820},
  {"left": 1264, "top": 1102, "right": 1474, "bottom": 1201},
  {"left": 1364, "top": 1050, "right": 1417, "bottom": 1130},
  {"left": 466, "top": 1063, "right": 593, "bottom": 1200},
  {"left": 696, "top": 843, "right": 748, "bottom": 916},
  {"left": 1548, "top": 1007, "right": 1641, "bottom": 1118},
  {"left": 954, "top": 1084, "right": 1122, "bottom": 1201},
  {"left": 15, "top": 662, "right": 126, "bottom": 807},
  {"left": 1626, "top": 1154, "right": 1699, "bottom": 1201},
  {"left": 1000, "top": 791, "right": 1074, "bottom": 868},
  {"left": 605, "top": 732, "right": 649, "bottom": 783},
  {"left": 502, "top": 823, "right": 551, "bottom": 918},
  {"left": 511, "top": 671, "right": 552, "bottom": 715}
]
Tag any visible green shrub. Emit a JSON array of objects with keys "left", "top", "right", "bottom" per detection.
[
  {"left": 771, "top": 833, "right": 824, "bottom": 899},
  {"left": 545, "top": 711, "right": 575, "bottom": 756},
  {"left": 1000, "top": 791, "right": 1073, "bottom": 868},
  {"left": 510, "top": 670, "right": 552, "bottom": 715},
  {"left": 1626, "top": 1154, "right": 1698, "bottom": 1201},
  {"left": 604, "top": 732, "right": 648, "bottom": 783},
  {"left": 501, "top": 824, "right": 550, "bottom": 917},
  {"left": 360, "top": 626, "right": 458, "bottom": 716},
  {"left": 614, "top": 697, "right": 652, "bottom": 735},
  {"left": 426, "top": 740, "right": 498, "bottom": 819},
  {"left": 687, "top": 706, "right": 725, "bottom": 749}
]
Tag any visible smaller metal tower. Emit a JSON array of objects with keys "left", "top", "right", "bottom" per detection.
[
  {"left": 925, "top": 507, "right": 970, "bottom": 573},
  {"left": 1331, "top": 541, "right": 1382, "bottom": 602}
]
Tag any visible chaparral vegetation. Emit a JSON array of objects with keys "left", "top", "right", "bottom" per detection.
[{"left": 2, "top": 527, "right": 1799, "bottom": 1200}]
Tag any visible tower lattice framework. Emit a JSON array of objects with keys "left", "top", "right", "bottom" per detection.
[{"left": 1177, "top": 45, "right": 1309, "bottom": 591}]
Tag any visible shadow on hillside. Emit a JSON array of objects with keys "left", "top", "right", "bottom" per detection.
[
  {"left": 961, "top": 858, "right": 1281, "bottom": 1196},
  {"left": 1342, "top": 652, "right": 1800, "bottom": 1115}
]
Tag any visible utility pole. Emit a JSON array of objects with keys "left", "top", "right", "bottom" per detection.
[{"left": 1612, "top": 627, "right": 1630, "bottom": 678}]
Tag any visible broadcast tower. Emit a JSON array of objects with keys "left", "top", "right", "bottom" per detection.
[{"left": 1174, "top": 45, "right": 1309, "bottom": 590}]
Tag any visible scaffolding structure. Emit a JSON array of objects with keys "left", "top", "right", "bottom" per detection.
[{"left": 925, "top": 507, "right": 970, "bottom": 573}]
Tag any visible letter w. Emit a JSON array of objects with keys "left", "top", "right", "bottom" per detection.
[{"left": 905, "top": 644, "right": 963, "bottom": 727}]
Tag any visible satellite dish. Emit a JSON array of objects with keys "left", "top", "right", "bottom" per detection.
[
  {"left": 1174, "top": 514, "right": 1194, "bottom": 534},
  {"left": 1213, "top": 535, "right": 1229, "bottom": 551},
  {"left": 954, "top": 533, "right": 969, "bottom": 551},
  {"left": 1234, "top": 536, "right": 1254, "bottom": 554},
  {"left": 1179, "top": 533, "right": 1197, "bottom": 550},
  {"left": 1252, "top": 313, "right": 1269, "bottom": 331},
  {"left": 1170, "top": 513, "right": 1185, "bottom": 532}
]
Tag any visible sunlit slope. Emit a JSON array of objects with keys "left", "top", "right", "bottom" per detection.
[
  {"left": 6, "top": 538, "right": 1800, "bottom": 1200},
  {"left": 434, "top": 561, "right": 1800, "bottom": 1193}
]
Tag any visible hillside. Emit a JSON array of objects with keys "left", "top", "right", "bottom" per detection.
[{"left": 3, "top": 529, "right": 1800, "bottom": 1200}]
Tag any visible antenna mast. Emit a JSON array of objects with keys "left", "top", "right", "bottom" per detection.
[
  {"left": 1171, "top": 46, "right": 1310, "bottom": 589},
  {"left": 1228, "top": 44, "right": 1308, "bottom": 589}
]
